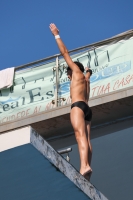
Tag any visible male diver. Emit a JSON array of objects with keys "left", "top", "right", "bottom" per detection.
[{"left": 49, "top": 23, "right": 92, "bottom": 181}]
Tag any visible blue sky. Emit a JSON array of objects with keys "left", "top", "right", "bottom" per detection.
[{"left": 0, "top": 0, "right": 133, "bottom": 70}]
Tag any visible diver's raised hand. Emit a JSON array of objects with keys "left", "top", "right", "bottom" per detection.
[{"left": 49, "top": 23, "right": 59, "bottom": 36}]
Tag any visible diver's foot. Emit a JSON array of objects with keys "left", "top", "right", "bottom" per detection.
[
  {"left": 83, "top": 169, "right": 92, "bottom": 181},
  {"left": 80, "top": 166, "right": 92, "bottom": 175}
]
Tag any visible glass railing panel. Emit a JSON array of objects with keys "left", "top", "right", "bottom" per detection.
[
  {"left": 1, "top": 35, "right": 133, "bottom": 125},
  {"left": 0, "top": 60, "right": 56, "bottom": 125},
  {"left": 57, "top": 36, "right": 133, "bottom": 105}
]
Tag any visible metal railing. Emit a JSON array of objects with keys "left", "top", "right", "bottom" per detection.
[
  {"left": 0, "top": 29, "right": 133, "bottom": 127},
  {"left": 13, "top": 29, "right": 133, "bottom": 108},
  {"left": 57, "top": 147, "right": 72, "bottom": 162},
  {"left": 15, "top": 29, "right": 133, "bottom": 72}
]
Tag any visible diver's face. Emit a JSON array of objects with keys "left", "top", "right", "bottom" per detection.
[{"left": 67, "top": 69, "right": 72, "bottom": 80}]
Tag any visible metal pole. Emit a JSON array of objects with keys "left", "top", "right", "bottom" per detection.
[
  {"left": 57, "top": 147, "right": 72, "bottom": 154},
  {"left": 55, "top": 56, "right": 59, "bottom": 107}
]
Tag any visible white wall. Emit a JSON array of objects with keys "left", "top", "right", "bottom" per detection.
[{"left": 0, "top": 126, "right": 30, "bottom": 152}]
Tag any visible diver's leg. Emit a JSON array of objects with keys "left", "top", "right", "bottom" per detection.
[
  {"left": 85, "top": 121, "right": 92, "bottom": 166},
  {"left": 70, "top": 107, "right": 92, "bottom": 175}
]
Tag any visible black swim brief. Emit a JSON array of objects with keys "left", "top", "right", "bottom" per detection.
[{"left": 71, "top": 101, "right": 92, "bottom": 121}]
